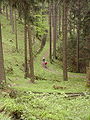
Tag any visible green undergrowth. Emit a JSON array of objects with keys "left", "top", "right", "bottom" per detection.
[
  {"left": 0, "top": 13, "right": 90, "bottom": 120},
  {"left": 1, "top": 14, "right": 88, "bottom": 94},
  {"left": 0, "top": 91, "right": 90, "bottom": 120}
]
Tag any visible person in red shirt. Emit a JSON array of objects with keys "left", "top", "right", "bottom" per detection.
[{"left": 42, "top": 57, "right": 47, "bottom": 68}]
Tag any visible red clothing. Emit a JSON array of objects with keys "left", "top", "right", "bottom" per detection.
[
  {"left": 45, "top": 62, "right": 47, "bottom": 65},
  {"left": 42, "top": 61, "right": 47, "bottom": 68}
]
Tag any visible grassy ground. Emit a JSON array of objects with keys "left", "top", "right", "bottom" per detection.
[
  {"left": 1, "top": 14, "right": 88, "bottom": 94},
  {"left": 9, "top": 42, "right": 88, "bottom": 93},
  {"left": 0, "top": 90, "right": 90, "bottom": 120},
  {"left": 0, "top": 15, "right": 90, "bottom": 120}
]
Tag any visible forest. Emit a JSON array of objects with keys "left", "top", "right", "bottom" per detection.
[{"left": 0, "top": 0, "right": 90, "bottom": 120}]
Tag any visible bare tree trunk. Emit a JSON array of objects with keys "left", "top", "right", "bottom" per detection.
[
  {"left": 86, "top": 62, "right": 90, "bottom": 87},
  {"left": 28, "top": 23, "right": 35, "bottom": 83},
  {"left": 53, "top": 2, "right": 57, "bottom": 59},
  {"left": 76, "top": 0, "right": 80, "bottom": 73},
  {"left": 41, "top": 1, "right": 45, "bottom": 23},
  {"left": 0, "top": 4, "right": 2, "bottom": 14},
  {"left": 73, "top": 13, "right": 76, "bottom": 35},
  {"left": 62, "top": 0, "right": 68, "bottom": 81},
  {"left": 87, "top": 36, "right": 90, "bottom": 66},
  {"left": 69, "top": 10, "right": 72, "bottom": 37},
  {"left": 0, "top": 22, "right": 6, "bottom": 83},
  {"left": 6, "top": 5, "right": 9, "bottom": 20},
  {"left": 59, "top": 6, "right": 61, "bottom": 36},
  {"left": 9, "top": 1, "right": 14, "bottom": 33},
  {"left": 24, "top": 17, "right": 29, "bottom": 79},
  {"left": 77, "top": 23, "right": 80, "bottom": 72},
  {"left": 49, "top": 2, "right": 52, "bottom": 63},
  {"left": 14, "top": 10, "right": 18, "bottom": 52}
]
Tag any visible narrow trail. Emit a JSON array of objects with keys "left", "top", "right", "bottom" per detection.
[
  {"left": 41, "top": 48, "right": 61, "bottom": 75},
  {"left": 41, "top": 45, "right": 86, "bottom": 79}
]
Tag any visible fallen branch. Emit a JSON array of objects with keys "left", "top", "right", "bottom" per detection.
[{"left": 31, "top": 91, "right": 90, "bottom": 98}]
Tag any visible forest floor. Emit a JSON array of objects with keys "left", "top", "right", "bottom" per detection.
[
  {"left": 9, "top": 42, "right": 88, "bottom": 93},
  {"left": 0, "top": 15, "right": 90, "bottom": 120}
]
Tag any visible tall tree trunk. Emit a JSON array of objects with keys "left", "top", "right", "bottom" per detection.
[
  {"left": 69, "top": 10, "right": 72, "bottom": 37},
  {"left": 0, "top": 22, "right": 6, "bottom": 83},
  {"left": 0, "top": 4, "right": 2, "bottom": 14},
  {"left": 9, "top": 1, "right": 14, "bottom": 33},
  {"left": 24, "top": 17, "right": 29, "bottom": 78},
  {"left": 62, "top": 0, "right": 68, "bottom": 81},
  {"left": 59, "top": 6, "right": 61, "bottom": 36},
  {"left": 28, "top": 23, "right": 35, "bottom": 83},
  {"left": 41, "top": 1, "right": 44, "bottom": 23},
  {"left": 6, "top": 5, "right": 9, "bottom": 20},
  {"left": 53, "top": 2, "right": 57, "bottom": 59},
  {"left": 86, "top": 62, "right": 90, "bottom": 87},
  {"left": 14, "top": 10, "right": 18, "bottom": 52},
  {"left": 73, "top": 13, "right": 76, "bottom": 35},
  {"left": 76, "top": 0, "right": 80, "bottom": 73},
  {"left": 87, "top": 36, "right": 90, "bottom": 66},
  {"left": 77, "top": 23, "right": 80, "bottom": 72},
  {"left": 49, "top": 2, "right": 52, "bottom": 63}
]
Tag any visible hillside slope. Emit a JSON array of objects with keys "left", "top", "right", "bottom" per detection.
[
  {"left": 1, "top": 14, "right": 88, "bottom": 93},
  {"left": 0, "top": 13, "right": 90, "bottom": 120}
]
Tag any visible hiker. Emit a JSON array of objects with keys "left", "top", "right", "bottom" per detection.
[{"left": 42, "top": 57, "right": 47, "bottom": 68}]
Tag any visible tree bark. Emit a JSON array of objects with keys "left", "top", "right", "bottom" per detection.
[
  {"left": 62, "top": 0, "right": 68, "bottom": 81},
  {"left": 73, "top": 12, "right": 76, "bottom": 35},
  {"left": 76, "top": 0, "right": 81, "bottom": 73},
  {"left": 59, "top": 6, "right": 61, "bottom": 36},
  {"left": 14, "top": 10, "right": 18, "bottom": 52},
  {"left": 49, "top": 2, "right": 52, "bottom": 63},
  {"left": 86, "top": 63, "right": 90, "bottom": 87},
  {"left": 24, "top": 17, "right": 29, "bottom": 78},
  {"left": 9, "top": 1, "right": 14, "bottom": 33},
  {"left": 69, "top": 10, "right": 72, "bottom": 37},
  {"left": 0, "top": 22, "right": 6, "bottom": 83},
  {"left": 53, "top": 2, "right": 57, "bottom": 59},
  {"left": 28, "top": 23, "right": 35, "bottom": 83},
  {"left": 6, "top": 5, "right": 9, "bottom": 20}
]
